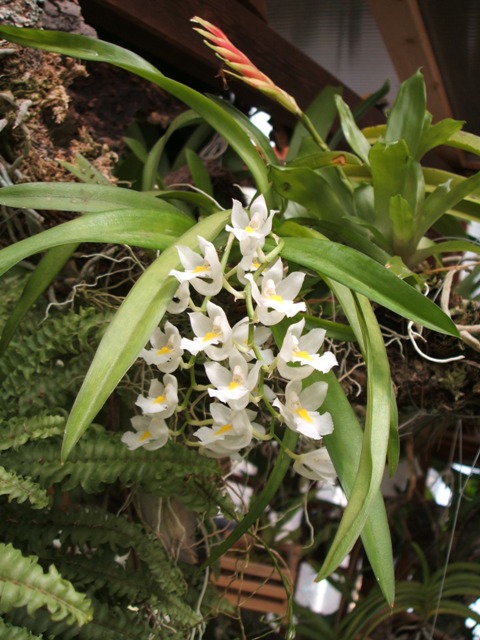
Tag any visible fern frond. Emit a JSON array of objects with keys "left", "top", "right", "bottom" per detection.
[
  {"left": 43, "top": 552, "right": 158, "bottom": 604},
  {"left": 0, "top": 505, "right": 186, "bottom": 596},
  {"left": 2, "top": 430, "right": 228, "bottom": 515},
  {"left": 0, "top": 308, "right": 109, "bottom": 419},
  {"left": 0, "top": 615, "right": 44, "bottom": 640},
  {"left": 78, "top": 598, "right": 200, "bottom": 640},
  {"left": 0, "top": 414, "right": 65, "bottom": 451},
  {"left": 0, "top": 507, "right": 202, "bottom": 636},
  {"left": 0, "top": 466, "right": 49, "bottom": 508},
  {"left": 0, "top": 543, "right": 92, "bottom": 626}
]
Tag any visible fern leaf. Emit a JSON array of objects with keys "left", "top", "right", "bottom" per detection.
[
  {"left": 77, "top": 599, "right": 200, "bottom": 640},
  {"left": 0, "top": 616, "right": 44, "bottom": 640},
  {"left": 0, "top": 505, "right": 186, "bottom": 597},
  {"left": 0, "top": 466, "right": 49, "bottom": 508},
  {"left": 0, "top": 543, "right": 92, "bottom": 626},
  {"left": 0, "top": 307, "right": 109, "bottom": 419},
  {"left": 0, "top": 415, "right": 65, "bottom": 452},
  {"left": 2, "top": 430, "right": 229, "bottom": 516}
]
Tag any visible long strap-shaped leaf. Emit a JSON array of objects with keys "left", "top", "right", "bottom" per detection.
[
  {"left": 321, "top": 279, "right": 394, "bottom": 604},
  {"left": 277, "top": 224, "right": 395, "bottom": 602},
  {"left": 0, "top": 209, "right": 193, "bottom": 276},
  {"left": 0, "top": 181, "right": 185, "bottom": 213},
  {"left": 318, "top": 292, "right": 391, "bottom": 578},
  {"left": 0, "top": 26, "right": 270, "bottom": 201},
  {"left": 278, "top": 235, "right": 458, "bottom": 336},
  {"left": 200, "top": 428, "right": 298, "bottom": 570},
  {"left": 61, "top": 210, "right": 229, "bottom": 460}
]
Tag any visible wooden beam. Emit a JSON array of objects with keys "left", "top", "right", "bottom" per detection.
[
  {"left": 367, "top": 0, "right": 453, "bottom": 122},
  {"left": 79, "top": 0, "right": 384, "bottom": 127}
]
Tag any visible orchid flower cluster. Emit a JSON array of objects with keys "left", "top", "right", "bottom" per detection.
[{"left": 122, "top": 199, "right": 339, "bottom": 484}]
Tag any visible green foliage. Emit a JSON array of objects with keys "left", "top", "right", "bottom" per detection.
[
  {"left": 0, "top": 279, "right": 220, "bottom": 638},
  {"left": 0, "top": 466, "right": 49, "bottom": 509},
  {"left": 0, "top": 616, "right": 44, "bottom": 640},
  {"left": 0, "top": 22, "right": 478, "bottom": 635},
  {"left": 0, "top": 414, "right": 65, "bottom": 451},
  {"left": 0, "top": 305, "right": 109, "bottom": 419},
  {"left": 0, "top": 542, "right": 92, "bottom": 625},
  {"left": 1, "top": 427, "right": 226, "bottom": 514}
]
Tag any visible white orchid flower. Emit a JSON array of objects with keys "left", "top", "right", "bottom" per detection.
[
  {"left": 193, "top": 403, "right": 262, "bottom": 458},
  {"left": 277, "top": 318, "right": 338, "bottom": 380},
  {"left": 181, "top": 301, "right": 233, "bottom": 361},
  {"left": 273, "top": 380, "right": 333, "bottom": 440},
  {"left": 121, "top": 415, "right": 169, "bottom": 451},
  {"left": 140, "top": 321, "right": 184, "bottom": 373},
  {"left": 135, "top": 374, "right": 178, "bottom": 418},
  {"left": 231, "top": 317, "right": 274, "bottom": 364},
  {"left": 237, "top": 246, "right": 266, "bottom": 284},
  {"left": 169, "top": 236, "right": 222, "bottom": 296},
  {"left": 246, "top": 259, "right": 306, "bottom": 326},
  {"left": 226, "top": 198, "right": 275, "bottom": 256},
  {"left": 293, "top": 447, "right": 337, "bottom": 484},
  {"left": 205, "top": 352, "right": 261, "bottom": 410},
  {"left": 167, "top": 281, "right": 190, "bottom": 314}
]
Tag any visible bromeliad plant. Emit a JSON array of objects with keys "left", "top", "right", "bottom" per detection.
[{"left": 0, "top": 14, "right": 479, "bottom": 636}]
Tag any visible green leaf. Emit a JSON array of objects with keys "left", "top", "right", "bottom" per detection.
[
  {"left": 0, "top": 617, "right": 44, "bottom": 640},
  {"left": 317, "top": 293, "right": 392, "bottom": 591},
  {"left": 269, "top": 165, "right": 347, "bottom": 224},
  {"left": 200, "top": 428, "right": 298, "bottom": 570},
  {"left": 287, "top": 86, "right": 342, "bottom": 161},
  {"left": 277, "top": 234, "right": 458, "bottom": 336},
  {"left": 0, "top": 466, "right": 49, "bottom": 509},
  {"left": 416, "top": 170, "right": 480, "bottom": 241},
  {"left": 389, "top": 194, "right": 415, "bottom": 256},
  {"left": 146, "top": 189, "right": 218, "bottom": 212},
  {"left": 185, "top": 148, "right": 213, "bottom": 196},
  {"left": 123, "top": 136, "right": 148, "bottom": 163},
  {"left": 412, "top": 238, "right": 480, "bottom": 264},
  {"left": 321, "top": 374, "right": 394, "bottom": 603},
  {"left": 0, "top": 542, "right": 92, "bottom": 625},
  {"left": 330, "top": 79, "right": 390, "bottom": 150},
  {"left": 288, "top": 151, "right": 362, "bottom": 169},
  {"left": 334, "top": 95, "right": 371, "bottom": 164},
  {"left": 0, "top": 26, "right": 271, "bottom": 201},
  {"left": 142, "top": 110, "right": 203, "bottom": 190},
  {"left": 444, "top": 129, "right": 480, "bottom": 156},
  {"left": 416, "top": 117, "right": 465, "bottom": 159},
  {"left": 0, "top": 210, "right": 193, "bottom": 277},
  {"left": 60, "top": 152, "right": 112, "bottom": 185},
  {"left": 0, "top": 181, "right": 183, "bottom": 214},
  {"left": 61, "top": 210, "right": 230, "bottom": 460},
  {"left": 385, "top": 70, "right": 426, "bottom": 158},
  {"left": 369, "top": 140, "right": 424, "bottom": 247},
  {"left": 0, "top": 244, "right": 76, "bottom": 355}
]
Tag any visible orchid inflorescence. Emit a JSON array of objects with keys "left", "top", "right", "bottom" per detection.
[{"left": 122, "top": 199, "right": 339, "bottom": 484}]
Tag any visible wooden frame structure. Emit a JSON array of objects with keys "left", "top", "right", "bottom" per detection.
[{"left": 79, "top": 0, "right": 385, "bottom": 127}]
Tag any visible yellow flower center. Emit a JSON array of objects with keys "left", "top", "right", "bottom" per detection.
[
  {"left": 203, "top": 330, "right": 221, "bottom": 342},
  {"left": 228, "top": 380, "right": 240, "bottom": 390},
  {"left": 154, "top": 395, "right": 166, "bottom": 404},
  {"left": 245, "top": 225, "right": 254, "bottom": 233},
  {"left": 295, "top": 350, "right": 312, "bottom": 361},
  {"left": 295, "top": 408, "right": 313, "bottom": 423},
  {"left": 139, "top": 430, "right": 152, "bottom": 441},
  {"left": 216, "top": 423, "right": 233, "bottom": 436},
  {"left": 193, "top": 264, "right": 209, "bottom": 274},
  {"left": 268, "top": 294, "right": 284, "bottom": 303},
  {"left": 156, "top": 346, "right": 171, "bottom": 355}
]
